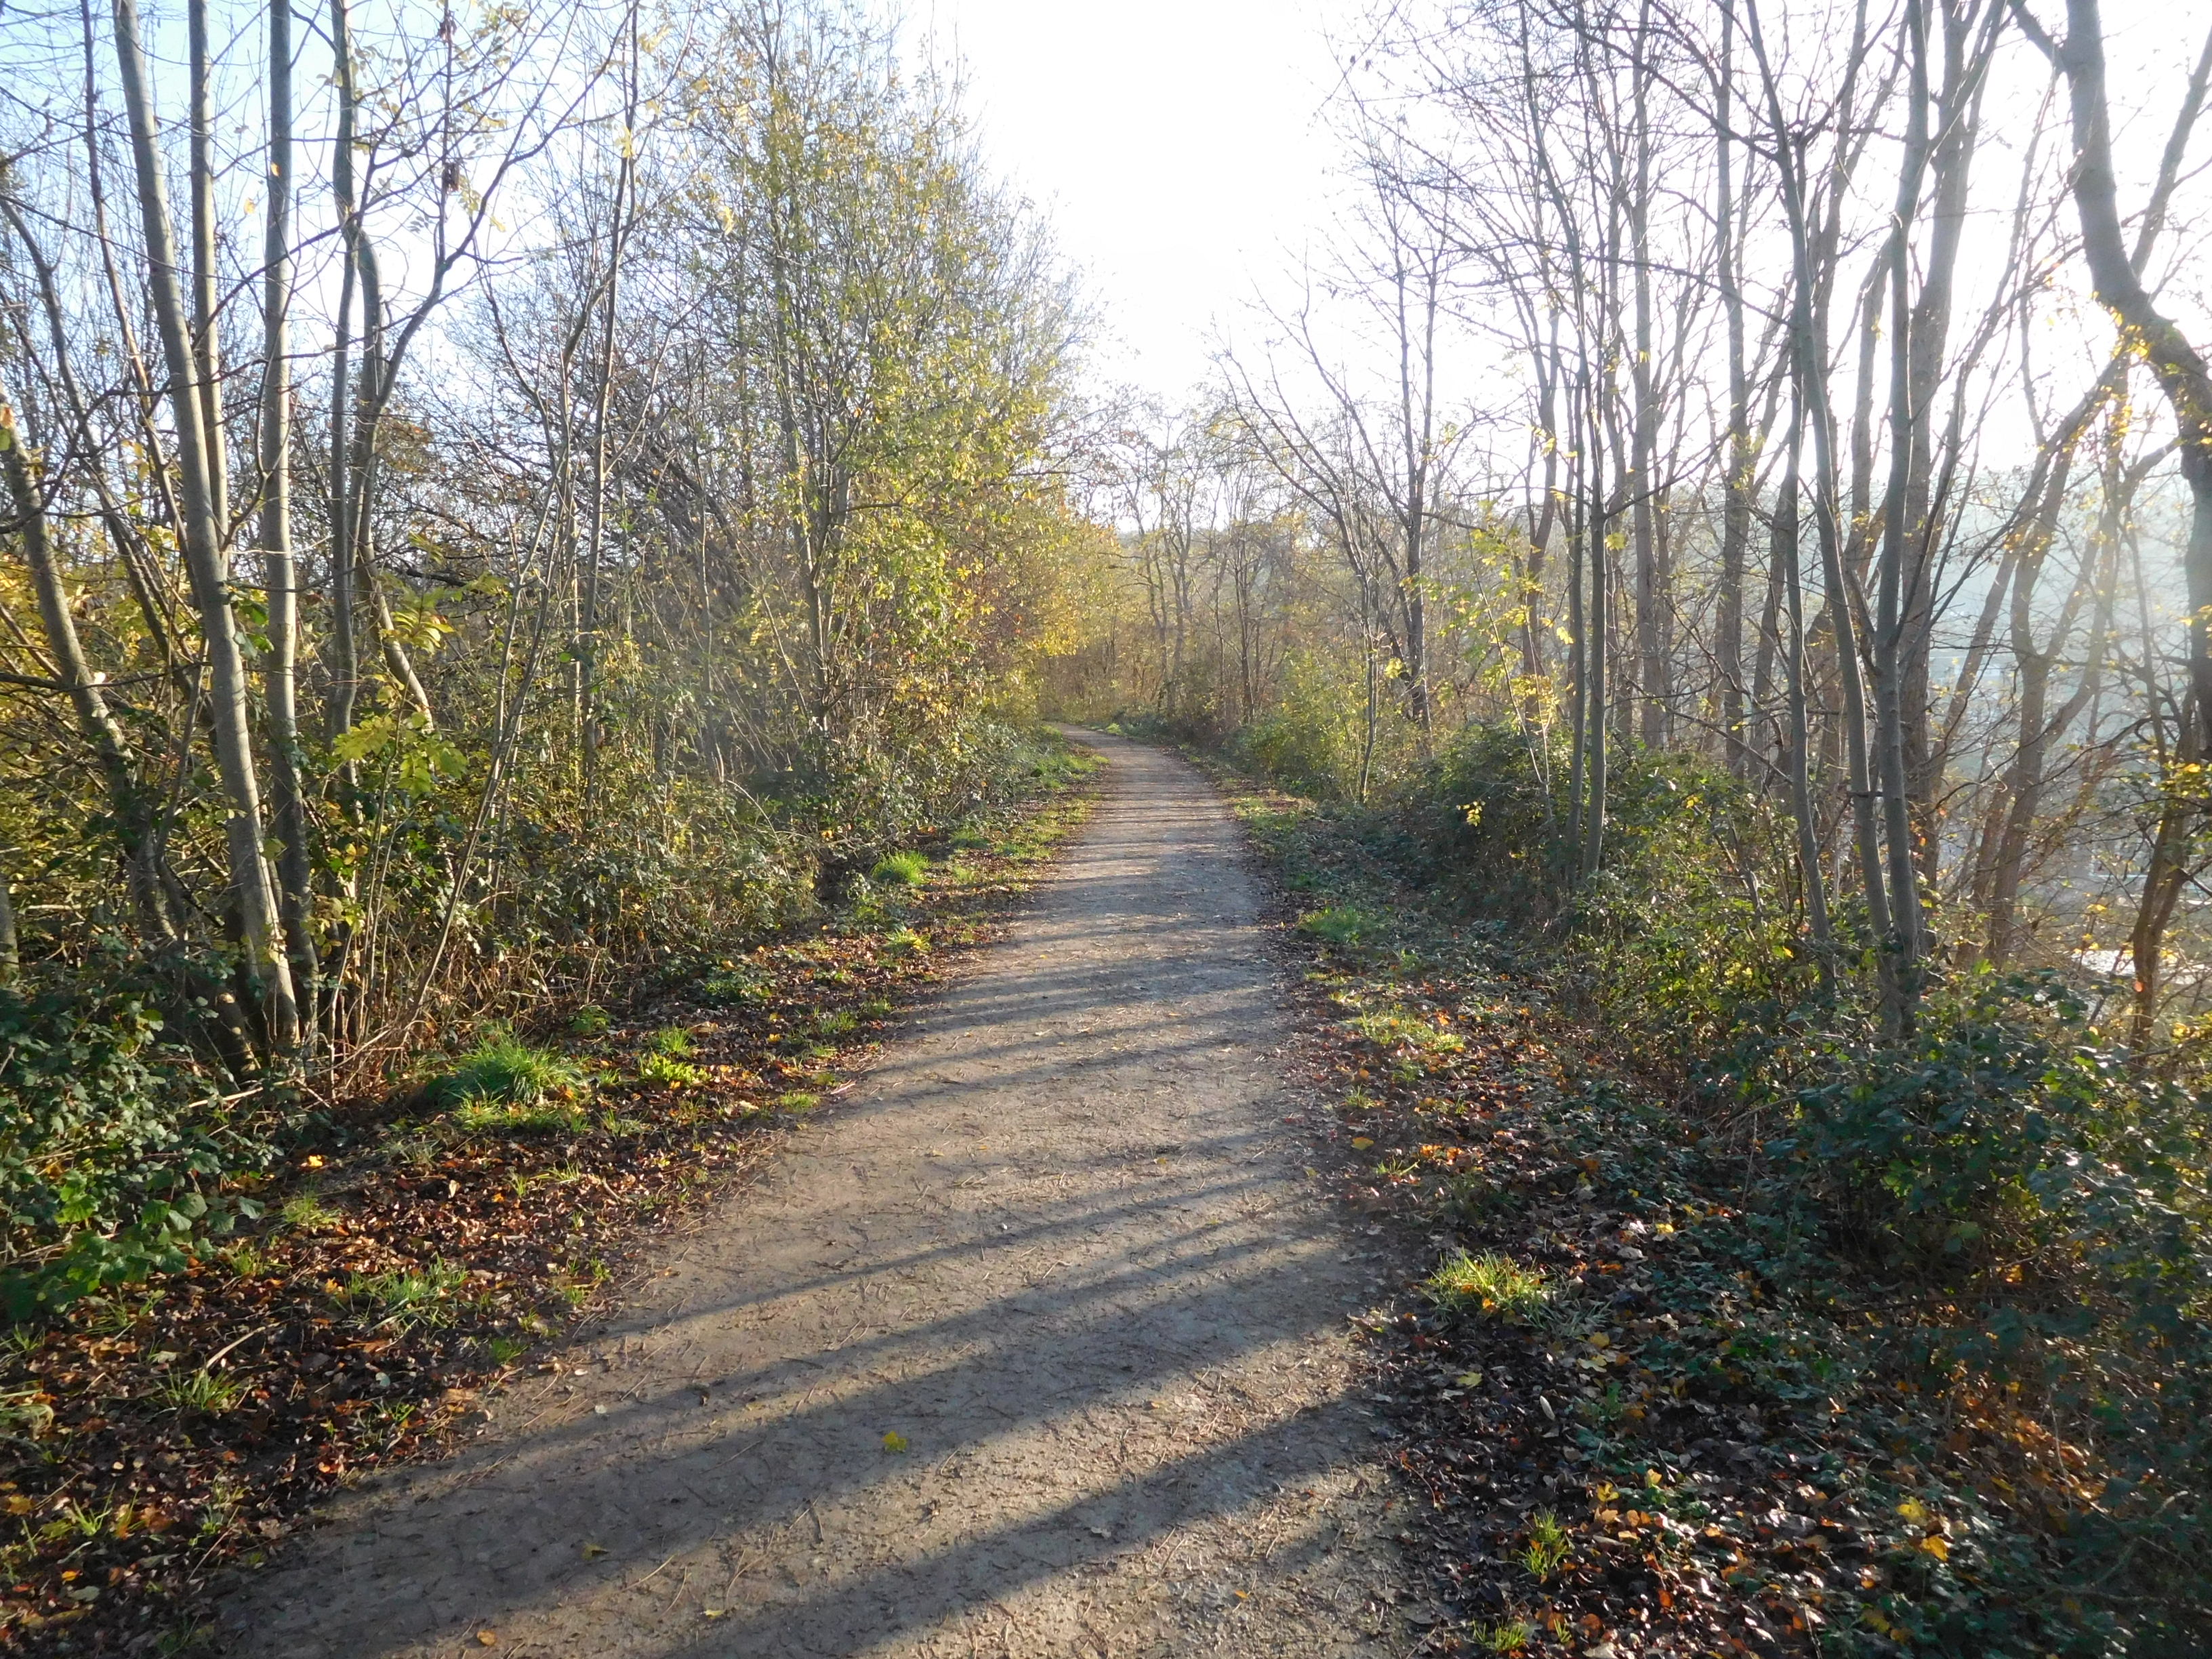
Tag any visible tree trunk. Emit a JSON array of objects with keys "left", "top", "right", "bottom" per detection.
[
  {"left": 1776, "top": 396, "right": 1835, "bottom": 985},
  {"left": 2036, "top": 0, "right": 2212, "bottom": 740},
  {"left": 1747, "top": 0, "right": 1900, "bottom": 1027},
  {"left": 112, "top": 0, "right": 298, "bottom": 1048},
  {"left": 261, "top": 0, "right": 315, "bottom": 1040},
  {"left": 1874, "top": 0, "right": 1933, "bottom": 1027}
]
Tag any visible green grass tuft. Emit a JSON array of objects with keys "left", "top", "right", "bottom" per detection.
[
  {"left": 638, "top": 1050, "right": 705, "bottom": 1088},
  {"left": 430, "top": 1036, "right": 585, "bottom": 1111},
  {"left": 340, "top": 1259, "right": 467, "bottom": 1332},
  {"left": 870, "top": 850, "right": 928, "bottom": 888},
  {"left": 1297, "top": 904, "right": 1385, "bottom": 950},
  {"left": 280, "top": 1193, "right": 337, "bottom": 1232},
  {"left": 647, "top": 1025, "right": 696, "bottom": 1057},
  {"left": 1425, "top": 1250, "right": 1549, "bottom": 1322},
  {"left": 160, "top": 1366, "right": 244, "bottom": 1416},
  {"left": 1467, "top": 1618, "right": 1534, "bottom": 1654},
  {"left": 1516, "top": 1509, "right": 1570, "bottom": 1580},
  {"left": 451, "top": 1099, "right": 588, "bottom": 1136}
]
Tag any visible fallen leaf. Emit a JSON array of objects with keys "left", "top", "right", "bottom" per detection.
[
  {"left": 476, "top": 1632, "right": 499, "bottom": 1647},
  {"left": 882, "top": 1430, "right": 908, "bottom": 1453},
  {"left": 1351, "top": 1136, "right": 1374, "bottom": 1149},
  {"left": 583, "top": 1542, "right": 610, "bottom": 1559}
]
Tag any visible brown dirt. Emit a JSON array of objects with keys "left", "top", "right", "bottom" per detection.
[{"left": 215, "top": 734, "right": 1414, "bottom": 1658}]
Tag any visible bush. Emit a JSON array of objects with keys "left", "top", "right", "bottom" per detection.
[{"left": 0, "top": 972, "right": 264, "bottom": 1317}]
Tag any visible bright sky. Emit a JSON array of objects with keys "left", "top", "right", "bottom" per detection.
[{"left": 913, "top": 0, "right": 1365, "bottom": 402}]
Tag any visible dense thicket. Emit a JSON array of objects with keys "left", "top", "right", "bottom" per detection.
[{"left": 0, "top": 0, "right": 1084, "bottom": 1308}]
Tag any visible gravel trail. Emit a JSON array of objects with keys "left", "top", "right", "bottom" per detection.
[{"left": 220, "top": 733, "right": 1411, "bottom": 1658}]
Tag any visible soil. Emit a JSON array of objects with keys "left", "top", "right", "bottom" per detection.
[{"left": 215, "top": 733, "right": 1414, "bottom": 1658}]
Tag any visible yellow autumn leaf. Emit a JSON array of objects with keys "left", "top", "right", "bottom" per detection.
[
  {"left": 1351, "top": 1136, "right": 1374, "bottom": 1149},
  {"left": 882, "top": 1430, "right": 908, "bottom": 1453},
  {"left": 1917, "top": 1534, "right": 1950, "bottom": 1561}
]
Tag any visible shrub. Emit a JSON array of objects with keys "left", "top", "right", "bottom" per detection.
[{"left": 0, "top": 972, "right": 265, "bottom": 1317}]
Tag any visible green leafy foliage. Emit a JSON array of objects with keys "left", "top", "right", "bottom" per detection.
[
  {"left": 1218, "top": 724, "right": 2212, "bottom": 1655},
  {"left": 0, "top": 972, "right": 264, "bottom": 1317}
]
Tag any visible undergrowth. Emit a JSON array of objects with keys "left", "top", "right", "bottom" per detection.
[
  {"left": 0, "top": 730, "right": 1101, "bottom": 1652},
  {"left": 1209, "top": 723, "right": 2211, "bottom": 1659}
]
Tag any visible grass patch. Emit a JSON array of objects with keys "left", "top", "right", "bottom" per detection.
[
  {"left": 1516, "top": 1509, "right": 1570, "bottom": 1580},
  {"left": 279, "top": 1193, "right": 337, "bottom": 1232},
  {"left": 638, "top": 1051, "right": 705, "bottom": 1088},
  {"left": 1424, "top": 1250, "right": 1549, "bottom": 1321},
  {"left": 1466, "top": 1619, "right": 1533, "bottom": 1654},
  {"left": 1348, "top": 1006, "right": 1465, "bottom": 1055},
  {"left": 428, "top": 1036, "right": 585, "bottom": 1111},
  {"left": 340, "top": 1260, "right": 467, "bottom": 1332},
  {"left": 450, "top": 1099, "right": 588, "bottom": 1136},
  {"left": 1298, "top": 903, "right": 1386, "bottom": 951},
  {"left": 160, "top": 1366, "right": 244, "bottom": 1416},
  {"left": 870, "top": 850, "right": 928, "bottom": 888}
]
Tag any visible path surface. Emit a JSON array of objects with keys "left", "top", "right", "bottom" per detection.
[{"left": 220, "top": 735, "right": 1412, "bottom": 1658}]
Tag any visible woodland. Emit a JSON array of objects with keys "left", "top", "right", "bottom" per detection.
[
  {"left": 1, "top": 0, "right": 2210, "bottom": 1650},
  {"left": 0, "top": 0, "right": 1094, "bottom": 1309},
  {"left": 1050, "top": 0, "right": 2212, "bottom": 1648}
]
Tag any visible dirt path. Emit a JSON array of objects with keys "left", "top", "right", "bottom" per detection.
[{"left": 220, "top": 735, "right": 1412, "bottom": 1658}]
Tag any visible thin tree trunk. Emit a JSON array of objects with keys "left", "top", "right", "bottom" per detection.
[
  {"left": 1776, "top": 396, "right": 1834, "bottom": 985},
  {"left": 1747, "top": 0, "right": 1898, "bottom": 1025},
  {"left": 2028, "top": 0, "right": 2212, "bottom": 738},
  {"left": 1874, "top": 0, "right": 1933, "bottom": 1027},
  {"left": 1716, "top": 0, "right": 1754, "bottom": 776},
  {"left": 262, "top": 0, "right": 315, "bottom": 1042},
  {"left": 112, "top": 0, "right": 298, "bottom": 1046},
  {"left": 188, "top": 0, "right": 227, "bottom": 544},
  {"left": 582, "top": 13, "right": 640, "bottom": 800}
]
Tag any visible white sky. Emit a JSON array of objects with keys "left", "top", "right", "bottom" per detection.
[{"left": 912, "top": 0, "right": 1366, "bottom": 402}]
